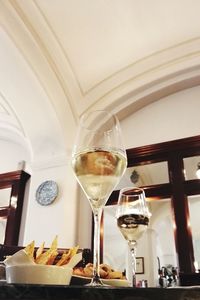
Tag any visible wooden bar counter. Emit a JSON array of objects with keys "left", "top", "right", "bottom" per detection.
[{"left": 0, "top": 282, "right": 200, "bottom": 300}]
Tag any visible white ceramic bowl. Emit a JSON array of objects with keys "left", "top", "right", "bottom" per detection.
[{"left": 6, "top": 264, "right": 73, "bottom": 285}]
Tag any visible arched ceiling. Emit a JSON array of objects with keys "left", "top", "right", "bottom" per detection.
[{"left": 0, "top": 0, "right": 200, "bottom": 165}]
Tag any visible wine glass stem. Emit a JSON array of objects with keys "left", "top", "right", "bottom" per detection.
[
  {"left": 128, "top": 242, "right": 137, "bottom": 287},
  {"left": 92, "top": 208, "right": 103, "bottom": 283}
]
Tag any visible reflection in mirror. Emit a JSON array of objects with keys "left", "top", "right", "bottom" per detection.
[
  {"left": 184, "top": 156, "right": 200, "bottom": 180},
  {"left": 103, "top": 205, "right": 126, "bottom": 271},
  {"left": 103, "top": 198, "right": 178, "bottom": 287},
  {"left": 116, "top": 162, "right": 169, "bottom": 190},
  {"left": 0, "top": 188, "right": 11, "bottom": 207},
  {"left": 188, "top": 195, "right": 200, "bottom": 272},
  {"left": 0, "top": 188, "right": 11, "bottom": 245},
  {"left": 150, "top": 199, "right": 177, "bottom": 267},
  {"left": 0, "top": 218, "right": 7, "bottom": 244}
]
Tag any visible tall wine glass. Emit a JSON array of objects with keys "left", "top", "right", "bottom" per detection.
[
  {"left": 71, "top": 110, "right": 127, "bottom": 286},
  {"left": 116, "top": 187, "right": 150, "bottom": 287}
]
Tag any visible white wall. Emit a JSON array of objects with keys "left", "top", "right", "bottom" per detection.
[
  {"left": 0, "top": 140, "right": 30, "bottom": 174},
  {"left": 121, "top": 85, "right": 200, "bottom": 149},
  {"left": 19, "top": 162, "right": 79, "bottom": 248}
]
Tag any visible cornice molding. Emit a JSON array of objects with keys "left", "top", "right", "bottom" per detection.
[{"left": 84, "top": 38, "right": 200, "bottom": 114}]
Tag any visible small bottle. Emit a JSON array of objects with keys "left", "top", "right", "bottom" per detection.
[
  {"left": 141, "top": 279, "right": 148, "bottom": 287},
  {"left": 172, "top": 267, "right": 179, "bottom": 286}
]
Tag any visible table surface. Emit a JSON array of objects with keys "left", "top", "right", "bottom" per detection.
[{"left": 1, "top": 281, "right": 200, "bottom": 300}]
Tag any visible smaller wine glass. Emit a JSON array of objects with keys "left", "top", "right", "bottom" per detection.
[{"left": 116, "top": 187, "right": 150, "bottom": 287}]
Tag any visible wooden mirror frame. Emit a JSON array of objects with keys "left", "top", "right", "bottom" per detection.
[
  {"left": 100, "top": 134, "right": 200, "bottom": 285},
  {"left": 0, "top": 170, "right": 30, "bottom": 245}
]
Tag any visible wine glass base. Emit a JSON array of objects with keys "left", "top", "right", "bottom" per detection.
[{"left": 85, "top": 277, "right": 109, "bottom": 287}]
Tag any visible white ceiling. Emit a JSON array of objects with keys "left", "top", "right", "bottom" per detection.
[{"left": 1, "top": 0, "right": 200, "bottom": 165}]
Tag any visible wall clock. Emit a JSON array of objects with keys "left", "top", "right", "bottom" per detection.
[{"left": 35, "top": 180, "right": 58, "bottom": 206}]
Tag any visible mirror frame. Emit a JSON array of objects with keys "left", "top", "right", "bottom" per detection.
[
  {"left": 100, "top": 134, "right": 200, "bottom": 284},
  {"left": 0, "top": 170, "right": 30, "bottom": 245}
]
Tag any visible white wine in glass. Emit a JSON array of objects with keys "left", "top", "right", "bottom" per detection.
[
  {"left": 72, "top": 110, "right": 127, "bottom": 286},
  {"left": 116, "top": 187, "right": 150, "bottom": 287}
]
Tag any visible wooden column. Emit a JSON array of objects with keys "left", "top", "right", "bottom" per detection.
[{"left": 168, "top": 153, "right": 195, "bottom": 274}]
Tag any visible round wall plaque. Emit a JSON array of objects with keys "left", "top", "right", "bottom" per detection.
[{"left": 35, "top": 180, "right": 58, "bottom": 206}]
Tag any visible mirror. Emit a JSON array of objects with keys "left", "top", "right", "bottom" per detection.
[
  {"left": 117, "top": 161, "right": 169, "bottom": 189},
  {"left": 101, "top": 134, "right": 200, "bottom": 286},
  {"left": 0, "top": 188, "right": 11, "bottom": 244},
  {"left": 0, "top": 188, "right": 11, "bottom": 207},
  {"left": 0, "top": 219, "right": 7, "bottom": 244},
  {"left": 188, "top": 194, "right": 200, "bottom": 272},
  {"left": 0, "top": 170, "right": 30, "bottom": 246},
  {"left": 184, "top": 156, "right": 200, "bottom": 180}
]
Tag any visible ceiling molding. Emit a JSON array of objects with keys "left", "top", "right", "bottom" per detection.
[
  {"left": 84, "top": 37, "right": 200, "bottom": 93},
  {"left": 0, "top": 0, "right": 78, "bottom": 130},
  {"left": 1, "top": 0, "right": 200, "bottom": 122},
  {"left": 8, "top": 0, "right": 80, "bottom": 121},
  {"left": 0, "top": 91, "right": 26, "bottom": 135},
  {"left": 82, "top": 38, "right": 200, "bottom": 111},
  {"left": 0, "top": 92, "right": 32, "bottom": 156},
  {"left": 85, "top": 59, "right": 200, "bottom": 122},
  {"left": 2, "top": 0, "right": 200, "bottom": 119}
]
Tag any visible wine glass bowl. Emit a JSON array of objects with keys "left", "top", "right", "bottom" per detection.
[
  {"left": 116, "top": 187, "right": 150, "bottom": 287},
  {"left": 72, "top": 110, "right": 127, "bottom": 286}
]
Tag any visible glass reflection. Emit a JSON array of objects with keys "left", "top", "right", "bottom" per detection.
[{"left": 184, "top": 156, "right": 200, "bottom": 180}]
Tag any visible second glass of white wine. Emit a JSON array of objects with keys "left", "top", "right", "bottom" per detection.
[
  {"left": 116, "top": 187, "right": 150, "bottom": 287},
  {"left": 72, "top": 110, "right": 127, "bottom": 286}
]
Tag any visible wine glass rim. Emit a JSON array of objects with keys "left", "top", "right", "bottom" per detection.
[
  {"left": 119, "top": 187, "right": 145, "bottom": 195},
  {"left": 79, "top": 109, "right": 119, "bottom": 132},
  {"left": 118, "top": 186, "right": 151, "bottom": 218}
]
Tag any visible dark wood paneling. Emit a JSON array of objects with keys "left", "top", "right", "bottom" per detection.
[
  {"left": 0, "top": 170, "right": 30, "bottom": 245},
  {"left": 168, "top": 154, "right": 195, "bottom": 273}
]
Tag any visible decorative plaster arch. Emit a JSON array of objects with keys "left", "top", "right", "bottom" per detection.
[
  {"left": 90, "top": 38, "right": 200, "bottom": 121},
  {"left": 2, "top": 0, "right": 200, "bottom": 121}
]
